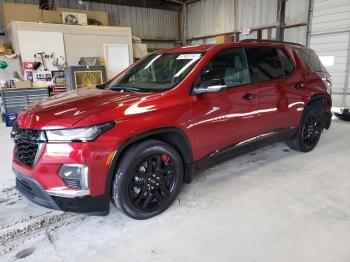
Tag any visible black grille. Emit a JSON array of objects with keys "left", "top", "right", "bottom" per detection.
[
  {"left": 13, "top": 123, "right": 43, "bottom": 167},
  {"left": 62, "top": 178, "right": 81, "bottom": 189}
]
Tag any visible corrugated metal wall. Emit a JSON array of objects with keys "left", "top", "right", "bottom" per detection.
[
  {"left": 284, "top": 26, "right": 307, "bottom": 45},
  {"left": 236, "top": 0, "right": 277, "bottom": 30},
  {"left": 0, "top": 0, "right": 311, "bottom": 45},
  {"left": 186, "top": 0, "right": 308, "bottom": 45},
  {"left": 309, "top": 0, "right": 350, "bottom": 108},
  {"left": 0, "top": 0, "right": 180, "bottom": 41},
  {"left": 186, "top": 0, "right": 279, "bottom": 40},
  {"left": 186, "top": 0, "right": 235, "bottom": 40},
  {"left": 284, "top": 0, "right": 309, "bottom": 25},
  {"left": 310, "top": 0, "right": 350, "bottom": 35},
  {"left": 283, "top": 0, "right": 309, "bottom": 45}
]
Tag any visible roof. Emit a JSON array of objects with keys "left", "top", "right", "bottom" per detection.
[
  {"left": 159, "top": 44, "right": 215, "bottom": 53},
  {"left": 158, "top": 41, "right": 303, "bottom": 54}
]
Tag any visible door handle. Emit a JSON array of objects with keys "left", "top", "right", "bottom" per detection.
[
  {"left": 243, "top": 93, "right": 256, "bottom": 100},
  {"left": 295, "top": 81, "right": 305, "bottom": 89}
]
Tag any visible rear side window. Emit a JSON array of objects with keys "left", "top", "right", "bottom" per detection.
[
  {"left": 245, "top": 47, "right": 294, "bottom": 83},
  {"left": 295, "top": 48, "right": 327, "bottom": 73}
]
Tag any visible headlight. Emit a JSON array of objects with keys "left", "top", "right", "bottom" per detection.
[{"left": 45, "top": 122, "right": 114, "bottom": 142}]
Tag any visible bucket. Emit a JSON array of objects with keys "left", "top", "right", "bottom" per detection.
[{"left": 5, "top": 112, "right": 17, "bottom": 127}]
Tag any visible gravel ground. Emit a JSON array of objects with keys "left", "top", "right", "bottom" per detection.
[{"left": 0, "top": 119, "right": 349, "bottom": 262}]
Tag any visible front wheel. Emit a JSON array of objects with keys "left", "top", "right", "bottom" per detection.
[
  {"left": 112, "top": 139, "right": 183, "bottom": 219},
  {"left": 288, "top": 103, "right": 323, "bottom": 152}
]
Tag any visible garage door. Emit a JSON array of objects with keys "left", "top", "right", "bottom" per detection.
[{"left": 309, "top": 0, "right": 350, "bottom": 109}]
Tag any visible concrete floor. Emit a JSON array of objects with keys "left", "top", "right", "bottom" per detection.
[{"left": 0, "top": 119, "right": 349, "bottom": 262}]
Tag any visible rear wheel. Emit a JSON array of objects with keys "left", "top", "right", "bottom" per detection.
[
  {"left": 112, "top": 139, "right": 183, "bottom": 219},
  {"left": 288, "top": 103, "right": 323, "bottom": 152}
]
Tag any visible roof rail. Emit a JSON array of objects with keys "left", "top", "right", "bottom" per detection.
[{"left": 240, "top": 39, "right": 305, "bottom": 47}]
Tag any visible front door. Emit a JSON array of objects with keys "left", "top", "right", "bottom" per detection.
[{"left": 190, "top": 47, "right": 262, "bottom": 160}]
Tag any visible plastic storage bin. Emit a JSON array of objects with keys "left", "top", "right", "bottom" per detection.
[{"left": 5, "top": 112, "right": 17, "bottom": 127}]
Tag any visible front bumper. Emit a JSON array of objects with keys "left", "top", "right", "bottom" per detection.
[{"left": 14, "top": 168, "right": 110, "bottom": 215}]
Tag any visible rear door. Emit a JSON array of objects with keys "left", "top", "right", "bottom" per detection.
[
  {"left": 190, "top": 48, "right": 262, "bottom": 160},
  {"left": 245, "top": 46, "right": 302, "bottom": 134}
]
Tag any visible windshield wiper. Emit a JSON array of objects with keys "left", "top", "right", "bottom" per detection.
[{"left": 110, "top": 86, "right": 141, "bottom": 93}]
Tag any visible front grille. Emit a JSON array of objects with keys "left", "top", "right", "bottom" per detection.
[
  {"left": 62, "top": 178, "right": 81, "bottom": 189},
  {"left": 13, "top": 123, "right": 44, "bottom": 167}
]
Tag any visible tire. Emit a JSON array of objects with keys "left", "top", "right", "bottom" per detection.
[
  {"left": 288, "top": 102, "right": 323, "bottom": 152},
  {"left": 112, "top": 139, "right": 184, "bottom": 219},
  {"left": 334, "top": 112, "right": 350, "bottom": 121}
]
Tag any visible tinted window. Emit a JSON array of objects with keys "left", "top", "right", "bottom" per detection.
[
  {"left": 277, "top": 49, "right": 294, "bottom": 75},
  {"left": 295, "top": 48, "right": 327, "bottom": 73},
  {"left": 194, "top": 48, "right": 250, "bottom": 88},
  {"left": 246, "top": 47, "right": 294, "bottom": 82}
]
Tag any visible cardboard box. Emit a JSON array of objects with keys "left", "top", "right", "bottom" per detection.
[
  {"left": 2, "top": 3, "right": 109, "bottom": 27},
  {"left": 0, "top": 43, "right": 7, "bottom": 53},
  {"left": 15, "top": 80, "right": 32, "bottom": 89},
  {"left": 133, "top": 44, "right": 148, "bottom": 59},
  {"left": 0, "top": 43, "right": 12, "bottom": 55},
  {"left": 216, "top": 35, "right": 234, "bottom": 44}
]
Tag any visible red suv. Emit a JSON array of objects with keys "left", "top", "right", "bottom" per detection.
[{"left": 12, "top": 40, "right": 332, "bottom": 219}]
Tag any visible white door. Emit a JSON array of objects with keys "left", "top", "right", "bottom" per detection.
[{"left": 104, "top": 44, "right": 131, "bottom": 79}]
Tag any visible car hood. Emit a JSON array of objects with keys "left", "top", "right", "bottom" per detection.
[{"left": 17, "top": 88, "right": 157, "bottom": 129}]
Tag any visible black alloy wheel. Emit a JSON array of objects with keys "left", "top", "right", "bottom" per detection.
[
  {"left": 128, "top": 154, "right": 176, "bottom": 211},
  {"left": 112, "top": 139, "right": 183, "bottom": 219},
  {"left": 301, "top": 112, "right": 322, "bottom": 151},
  {"left": 288, "top": 103, "right": 323, "bottom": 152}
]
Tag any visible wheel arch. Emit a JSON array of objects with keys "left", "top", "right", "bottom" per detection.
[
  {"left": 105, "top": 127, "right": 194, "bottom": 197},
  {"left": 305, "top": 93, "right": 332, "bottom": 129},
  {"left": 306, "top": 93, "right": 332, "bottom": 110}
]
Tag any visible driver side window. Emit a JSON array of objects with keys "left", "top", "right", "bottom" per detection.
[{"left": 194, "top": 48, "right": 250, "bottom": 88}]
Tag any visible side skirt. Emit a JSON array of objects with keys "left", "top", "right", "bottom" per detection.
[{"left": 194, "top": 128, "right": 295, "bottom": 171}]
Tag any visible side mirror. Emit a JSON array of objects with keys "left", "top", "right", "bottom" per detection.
[
  {"left": 96, "top": 83, "right": 107, "bottom": 89},
  {"left": 193, "top": 79, "right": 226, "bottom": 95}
]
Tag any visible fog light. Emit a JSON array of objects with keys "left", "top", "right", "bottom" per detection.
[{"left": 59, "top": 164, "right": 89, "bottom": 190}]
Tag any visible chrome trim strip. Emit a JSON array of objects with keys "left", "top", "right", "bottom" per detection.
[
  {"left": 46, "top": 188, "right": 90, "bottom": 198},
  {"left": 235, "top": 131, "right": 276, "bottom": 147},
  {"left": 33, "top": 143, "right": 45, "bottom": 166}
]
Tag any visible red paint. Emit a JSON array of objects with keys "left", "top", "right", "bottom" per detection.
[{"left": 13, "top": 42, "right": 331, "bottom": 197}]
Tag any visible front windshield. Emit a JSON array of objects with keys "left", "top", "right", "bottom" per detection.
[{"left": 107, "top": 52, "right": 203, "bottom": 92}]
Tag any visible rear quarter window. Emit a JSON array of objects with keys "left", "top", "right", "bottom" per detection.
[
  {"left": 245, "top": 47, "right": 294, "bottom": 83},
  {"left": 295, "top": 48, "right": 327, "bottom": 73}
]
